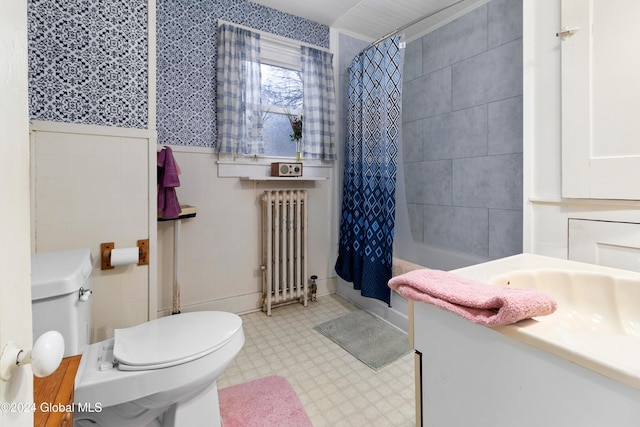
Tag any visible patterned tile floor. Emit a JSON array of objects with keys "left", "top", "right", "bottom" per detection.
[{"left": 218, "top": 294, "right": 416, "bottom": 426}]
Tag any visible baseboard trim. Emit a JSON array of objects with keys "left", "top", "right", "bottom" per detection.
[{"left": 156, "top": 278, "right": 338, "bottom": 317}]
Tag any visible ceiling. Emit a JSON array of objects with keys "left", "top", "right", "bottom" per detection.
[{"left": 251, "top": 0, "right": 487, "bottom": 42}]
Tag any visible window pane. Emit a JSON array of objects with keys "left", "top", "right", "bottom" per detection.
[
  {"left": 261, "top": 64, "right": 302, "bottom": 110},
  {"left": 263, "top": 112, "right": 297, "bottom": 157}
]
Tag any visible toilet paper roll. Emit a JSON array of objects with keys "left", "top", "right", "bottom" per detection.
[{"left": 110, "top": 247, "right": 139, "bottom": 267}]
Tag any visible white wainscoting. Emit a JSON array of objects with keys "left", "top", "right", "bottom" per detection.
[{"left": 30, "top": 120, "right": 157, "bottom": 341}]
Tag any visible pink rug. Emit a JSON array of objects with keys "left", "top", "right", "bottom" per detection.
[{"left": 219, "top": 376, "right": 313, "bottom": 427}]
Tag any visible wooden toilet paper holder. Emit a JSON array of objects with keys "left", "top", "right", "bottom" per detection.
[{"left": 101, "top": 239, "right": 149, "bottom": 270}]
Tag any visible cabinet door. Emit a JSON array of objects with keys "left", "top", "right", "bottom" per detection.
[
  {"left": 561, "top": 0, "right": 640, "bottom": 200},
  {"left": 568, "top": 219, "right": 640, "bottom": 272}
]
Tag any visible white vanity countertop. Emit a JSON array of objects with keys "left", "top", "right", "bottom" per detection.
[{"left": 451, "top": 253, "right": 640, "bottom": 390}]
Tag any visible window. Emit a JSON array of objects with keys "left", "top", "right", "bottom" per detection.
[
  {"left": 216, "top": 22, "right": 335, "bottom": 161},
  {"left": 260, "top": 63, "right": 302, "bottom": 157}
]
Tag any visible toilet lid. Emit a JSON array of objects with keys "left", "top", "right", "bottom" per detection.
[{"left": 113, "top": 311, "right": 242, "bottom": 371}]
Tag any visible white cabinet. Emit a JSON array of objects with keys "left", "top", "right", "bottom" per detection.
[
  {"left": 561, "top": 0, "right": 640, "bottom": 200},
  {"left": 569, "top": 219, "right": 640, "bottom": 271}
]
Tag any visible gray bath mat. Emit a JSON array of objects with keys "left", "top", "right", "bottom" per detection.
[{"left": 313, "top": 310, "right": 412, "bottom": 371}]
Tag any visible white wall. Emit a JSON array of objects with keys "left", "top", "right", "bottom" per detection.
[
  {"left": 156, "top": 146, "right": 337, "bottom": 316},
  {"left": 0, "top": 1, "right": 34, "bottom": 424},
  {"left": 523, "top": 0, "right": 640, "bottom": 259},
  {"left": 31, "top": 121, "right": 157, "bottom": 342},
  {"left": 29, "top": 125, "right": 338, "bottom": 341}
]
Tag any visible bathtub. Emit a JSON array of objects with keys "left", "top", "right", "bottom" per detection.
[{"left": 413, "top": 253, "right": 640, "bottom": 427}]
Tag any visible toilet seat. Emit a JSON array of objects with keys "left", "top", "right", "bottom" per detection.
[
  {"left": 114, "top": 311, "right": 242, "bottom": 371},
  {"left": 74, "top": 311, "right": 245, "bottom": 412}
]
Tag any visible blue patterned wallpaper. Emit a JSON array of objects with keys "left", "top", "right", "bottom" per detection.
[
  {"left": 157, "top": 0, "right": 330, "bottom": 146},
  {"left": 27, "top": 0, "right": 329, "bottom": 139},
  {"left": 28, "top": 0, "right": 148, "bottom": 129}
]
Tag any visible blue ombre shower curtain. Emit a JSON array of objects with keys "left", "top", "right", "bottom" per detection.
[{"left": 335, "top": 35, "right": 404, "bottom": 306}]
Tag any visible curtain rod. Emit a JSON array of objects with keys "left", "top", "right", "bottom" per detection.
[{"left": 370, "top": 0, "right": 468, "bottom": 46}]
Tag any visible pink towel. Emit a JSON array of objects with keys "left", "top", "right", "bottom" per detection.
[
  {"left": 157, "top": 146, "right": 181, "bottom": 219},
  {"left": 388, "top": 269, "right": 557, "bottom": 326}
]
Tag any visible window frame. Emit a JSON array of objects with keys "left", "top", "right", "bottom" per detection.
[
  {"left": 216, "top": 20, "right": 331, "bottom": 170},
  {"left": 257, "top": 34, "right": 304, "bottom": 160},
  {"left": 259, "top": 62, "right": 303, "bottom": 158}
]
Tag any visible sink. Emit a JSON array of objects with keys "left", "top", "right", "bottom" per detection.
[{"left": 491, "top": 269, "right": 640, "bottom": 336}]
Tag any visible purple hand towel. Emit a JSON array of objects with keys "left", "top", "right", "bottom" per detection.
[
  {"left": 157, "top": 146, "right": 181, "bottom": 219},
  {"left": 388, "top": 269, "right": 557, "bottom": 326}
]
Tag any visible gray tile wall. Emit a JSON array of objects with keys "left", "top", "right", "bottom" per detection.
[
  {"left": 337, "top": 33, "right": 371, "bottom": 205},
  {"left": 402, "top": 0, "right": 523, "bottom": 260}
]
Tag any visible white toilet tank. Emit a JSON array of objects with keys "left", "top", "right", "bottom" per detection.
[{"left": 31, "top": 248, "right": 93, "bottom": 357}]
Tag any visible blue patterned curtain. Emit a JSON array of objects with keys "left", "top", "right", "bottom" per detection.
[
  {"left": 335, "top": 36, "right": 404, "bottom": 306},
  {"left": 301, "top": 46, "right": 336, "bottom": 160},
  {"left": 216, "top": 24, "right": 263, "bottom": 154}
]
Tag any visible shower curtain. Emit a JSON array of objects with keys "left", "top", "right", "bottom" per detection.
[{"left": 335, "top": 35, "right": 404, "bottom": 306}]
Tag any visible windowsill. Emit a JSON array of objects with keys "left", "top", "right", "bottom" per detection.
[
  {"left": 239, "top": 176, "right": 328, "bottom": 181},
  {"left": 154, "top": 145, "right": 334, "bottom": 179},
  {"left": 217, "top": 158, "right": 332, "bottom": 180}
]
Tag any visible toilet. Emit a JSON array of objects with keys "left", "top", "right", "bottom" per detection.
[{"left": 31, "top": 249, "right": 245, "bottom": 427}]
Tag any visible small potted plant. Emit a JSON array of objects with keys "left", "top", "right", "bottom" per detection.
[{"left": 288, "top": 114, "right": 303, "bottom": 160}]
